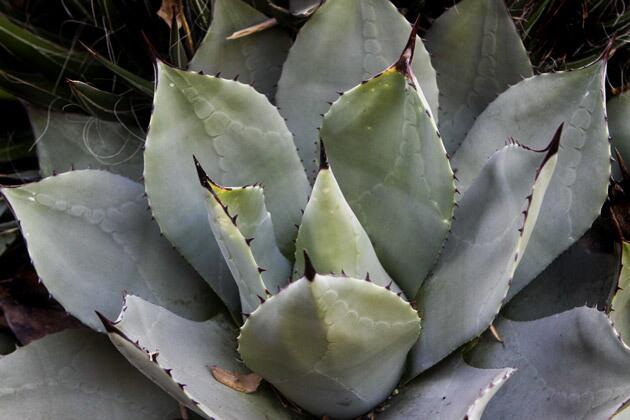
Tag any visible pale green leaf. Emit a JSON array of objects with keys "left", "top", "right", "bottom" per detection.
[
  {"left": 425, "top": 0, "right": 532, "bottom": 154},
  {"left": 2, "top": 170, "right": 218, "bottom": 331},
  {"left": 0, "top": 328, "right": 181, "bottom": 419},
  {"left": 506, "top": 219, "right": 620, "bottom": 321},
  {"left": 188, "top": 0, "right": 291, "bottom": 99},
  {"left": 611, "top": 241, "right": 630, "bottom": 345},
  {"left": 103, "top": 296, "right": 291, "bottom": 420},
  {"left": 408, "top": 134, "right": 560, "bottom": 378},
  {"left": 293, "top": 167, "right": 401, "bottom": 294},
  {"left": 468, "top": 307, "right": 630, "bottom": 419},
  {"left": 276, "top": 0, "right": 439, "bottom": 180},
  {"left": 28, "top": 107, "right": 144, "bottom": 180},
  {"left": 144, "top": 63, "right": 310, "bottom": 315},
  {"left": 238, "top": 274, "right": 420, "bottom": 419},
  {"left": 322, "top": 65, "right": 454, "bottom": 297},
  {"left": 452, "top": 63, "right": 610, "bottom": 299},
  {"left": 380, "top": 355, "right": 514, "bottom": 420},
  {"left": 198, "top": 162, "right": 291, "bottom": 315}
]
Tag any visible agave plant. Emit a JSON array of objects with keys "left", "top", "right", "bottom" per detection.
[{"left": 2, "top": 0, "right": 630, "bottom": 418}]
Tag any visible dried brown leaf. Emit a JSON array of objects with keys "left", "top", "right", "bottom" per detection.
[
  {"left": 209, "top": 365, "right": 262, "bottom": 394},
  {"left": 157, "top": 0, "right": 182, "bottom": 28}
]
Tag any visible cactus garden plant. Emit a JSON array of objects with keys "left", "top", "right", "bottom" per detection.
[{"left": 2, "top": 0, "right": 630, "bottom": 418}]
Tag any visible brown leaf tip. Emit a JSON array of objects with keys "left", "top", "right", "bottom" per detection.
[
  {"left": 95, "top": 310, "right": 118, "bottom": 334},
  {"left": 394, "top": 17, "right": 420, "bottom": 80},
  {"left": 540, "top": 123, "right": 563, "bottom": 168},
  {"left": 193, "top": 155, "right": 210, "bottom": 189},
  {"left": 319, "top": 139, "right": 329, "bottom": 170},
  {"left": 303, "top": 250, "right": 316, "bottom": 281}
]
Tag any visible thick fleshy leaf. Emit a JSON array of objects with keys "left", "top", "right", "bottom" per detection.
[
  {"left": 408, "top": 133, "right": 560, "bottom": 378},
  {"left": 425, "top": 0, "right": 532, "bottom": 154},
  {"left": 276, "top": 0, "right": 439, "bottom": 180},
  {"left": 102, "top": 296, "right": 291, "bottom": 420},
  {"left": 506, "top": 218, "right": 620, "bottom": 321},
  {"left": 238, "top": 273, "right": 420, "bottom": 419},
  {"left": 609, "top": 91, "right": 630, "bottom": 175},
  {"left": 452, "top": 62, "right": 610, "bottom": 299},
  {"left": 321, "top": 66, "right": 454, "bottom": 297},
  {"left": 28, "top": 107, "right": 144, "bottom": 180},
  {"left": 0, "top": 328, "right": 180, "bottom": 419},
  {"left": 293, "top": 167, "right": 401, "bottom": 294},
  {"left": 467, "top": 307, "right": 630, "bottom": 419},
  {"left": 188, "top": 0, "right": 291, "bottom": 99},
  {"left": 380, "top": 354, "right": 514, "bottom": 420},
  {"left": 197, "top": 161, "right": 291, "bottom": 315},
  {"left": 611, "top": 242, "right": 630, "bottom": 344},
  {"left": 2, "top": 170, "right": 217, "bottom": 331},
  {"left": 144, "top": 63, "right": 310, "bottom": 315}
]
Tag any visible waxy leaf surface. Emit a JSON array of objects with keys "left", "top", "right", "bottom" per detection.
[
  {"left": 189, "top": 0, "right": 291, "bottom": 99},
  {"left": 29, "top": 107, "right": 144, "bottom": 180},
  {"left": 238, "top": 274, "right": 420, "bottom": 419},
  {"left": 322, "top": 68, "right": 454, "bottom": 297},
  {"left": 468, "top": 307, "right": 630, "bottom": 419},
  {"left": 294, "top": 167, "right": 401, "bottom": 294},
  {"left": 453, "top": 63, "right": 610, "bottom": 299},
  {"left": 144, "top": 64, "right": 309, "bottom": 315},
  {"left": 408, "top": 139, "right": 559, "bottom": 377},
  {"left": 2, "top": 170, "right": 217, "bottom": 331},
  {"left": 276, "top": 0, "right": 439, "bottom": 179},
  {"left": 425, "top": 0, "right": 532, "bottom": 154},
  {"left": 0, "top": 328, "right": 180, "bottom": 419},
  {"left": 104, "top": 296, "right": 290, "bottom": 420}
]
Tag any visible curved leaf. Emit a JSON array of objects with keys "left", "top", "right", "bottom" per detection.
[
  {"left": 28, "top": 107, "right": 144, "bottom": 180},
  {"left": 506, "top": 218, "right": 620, "bottom": 321},
  {"left": 144, "top": 63, "right": 310, "bottom": 315},
  {"left": 0, "top": 69, "right": 73, "bottom": 110},
  {"left": 276, "top": 0, "right": 439, "bottom": 180},
  {"left": 197, "top": 160, "right": 291, "bottom": 315},
  {"left": 468, "top": 307, "right": 630, "bottom": 419},
  {"left": 293, "top": 166, "right": 401, "bottom": 294},
  {"left": 102, "top": 296, "right": 291, "bottom": 420},
  {"left": 238, "top": 273, "right": 420, "bottom": 419},
  {"left": 611, "top": 241, "right": 630, "bottom": 345},
  {"left": 68, "top": 80, "right": 148, "bottom": 124},
  {"left": 2, "top": 170, "right": 217, "bottom": 331},
  {"left": 425, "top": 0, "right": 532, "bottom": 154},
  {"left": 0, "top": 13, "right": 92, "bottom": 79},
  {"left": 321, "top": 65, "right": 454, "bottom": 297},
  {"left": 0, "top": 328, "right": 180, "bottom": 419},
  {"left": 452, "top": 62, "right": 610, "bottom": 299},
  {"left": 381, "top": 354, "right": 514, "bottom": 420},
  {"left": 84, "top": 46, "right": 153, "bottom": 96},
  {"left": 188, "top": 0, "right": 291, "bottom": 99},
  {"left": 408, "top": 132, "right": 560, "bottom": 378}
]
